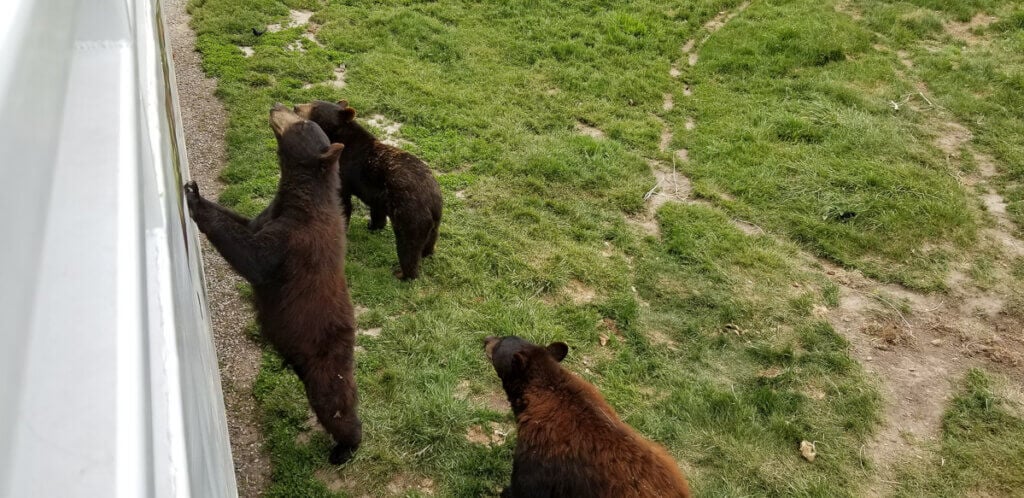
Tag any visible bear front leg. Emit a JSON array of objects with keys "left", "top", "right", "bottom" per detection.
[
  {"left": 184, "top": 181, "right": 285, "bottom": 285},
  {"left": 368, "top": 204, "right": 388, "bottom": 231},
  {"left": 341, "top": 191, "right": 354, "bottom": 229},
  {"left": 184, "top": 181, "right": 251, "bottom": 226},
  {"left": 303, "top": 349, "right": 362, "bottom": 465}
]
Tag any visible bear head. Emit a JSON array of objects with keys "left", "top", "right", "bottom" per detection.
[
  {"left": 483, "top": 335, "right": 569, "bottom": 384},
  {"left": 293, "top": 100, "right": 360, "bottom": 143},
  {"left": 269, "top": 103, "right": 344, "bottom": 176}
]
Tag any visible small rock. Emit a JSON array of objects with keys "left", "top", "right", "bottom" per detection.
[{"left": 931, "top": 339, "right": 943, "bottom": 346}]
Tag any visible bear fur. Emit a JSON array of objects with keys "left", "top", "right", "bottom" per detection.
[
  {"left": 184, "top": 104, "right": 361, "bottom": 464},
  {"left": 294, "top": 100, "right": 442, "bottom": 280},
  {"left": 483, "top": 336, "right": 691, "bottom": 498}
]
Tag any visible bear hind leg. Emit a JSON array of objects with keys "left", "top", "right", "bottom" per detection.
[
  {"left": 421, "top": 222, "right": 439, "bottom": 258},
  {"left": 303, "top": 357, "right": 361, "bottom": 464},
  {"left": 394, "top": 229, "right": 424, "bottom": 280}
]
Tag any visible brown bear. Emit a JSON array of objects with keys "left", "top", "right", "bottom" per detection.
[
  {"left": 184, "top": 104, "right": 361, "bottom": 464},
  {"left": 483, "top": 336, "right": 692, "bottom": 498},
  {"left": 294, "top": 100, "right": 442, "bottom": 280}
]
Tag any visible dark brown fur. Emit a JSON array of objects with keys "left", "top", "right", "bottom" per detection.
[
  {"left": 184, "top": 104, "right": 361, "bottom": 464},
  {"left": 294, "top": 100, "right": 442, "bottom": 280},
  {"left": 484, "top": 336, "right": 691, "bottom": 498}
]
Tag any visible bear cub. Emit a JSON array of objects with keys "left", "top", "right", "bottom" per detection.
[
  {"left": 294, "top": 100, "right": 442, "bottom": 280},
  {"left": 185, "top": 104, "right": 361, "bottom": 464},
  {"left": 483, "top": 336, "right": 691, "bottom": 498}
]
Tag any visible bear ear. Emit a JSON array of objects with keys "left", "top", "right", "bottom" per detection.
[
  {"left": 340, "top": 107, "right": 357, "bottom": 122},
  {"left": 546, "top": 342, "right": 569, "bottom": 362},
  {"left": 320, "top": 143, "right": 345, "bottom": 165},
  {"left": 511, "top": 351, "right": 529, "bottom": 370},
  {"left": 336, "top": 99, "right": 348, "bottom": 108}
]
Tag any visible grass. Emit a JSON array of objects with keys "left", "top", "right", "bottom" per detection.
[
  {"left": 893, "top": 369, "right": 1024, "bottom": 497},
  {"left": 184, "top": 0, "right": 1023, "bottom": 495}
]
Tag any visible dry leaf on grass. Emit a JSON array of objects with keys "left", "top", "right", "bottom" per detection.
[{"left": 799, "top": 440, "right": 817, "bottom": 462}]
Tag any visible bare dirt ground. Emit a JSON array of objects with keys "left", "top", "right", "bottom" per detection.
[{"left": 165, "top": 0, "right": 271, "bottom": 495}]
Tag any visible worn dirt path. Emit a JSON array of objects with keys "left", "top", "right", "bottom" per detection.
[{"left": 165, "top": 0, "right": 271, "bottom": 495}]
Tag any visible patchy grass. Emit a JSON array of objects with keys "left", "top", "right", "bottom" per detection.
[
  {"left": 184, "top": 0, "right": 1024, "bottom": 495},
  {"left": 893, "top": 369, "right": 1024, "bottom": 497},
  {"left": 681, "top": 0, "right": 978, "bottom": 290}
]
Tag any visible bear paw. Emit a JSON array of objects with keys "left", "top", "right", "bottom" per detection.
[
  {"left": 329, "top": 443, "right": 358, "bottom": 465},
  {"left": 183, "top": 181, "right": 202, "bottom": 219}
]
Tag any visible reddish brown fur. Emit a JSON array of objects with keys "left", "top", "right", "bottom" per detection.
[
  {"left": 484, "top": 336, "right": 691, "bottom": 498},
  {"left": 184, "top": 105, "right": 360, "bottom": 464}
]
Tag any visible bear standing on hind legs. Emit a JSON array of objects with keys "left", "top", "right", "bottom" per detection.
[
  {"left": 294, "top": 100, "right": 442, "bottom": 280},
  {"left": 483, "top": 336, "right": 692, "bottom": 498},
  {"left": 184, "top": 104, "right": 361, "bottom": 465}
]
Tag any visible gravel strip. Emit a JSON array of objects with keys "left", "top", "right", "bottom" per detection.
[{"left": 164, "top": 1, "right": 271, "bottom": 495}]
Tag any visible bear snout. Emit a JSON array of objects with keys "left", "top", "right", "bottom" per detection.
[{"left": 483, "top": 336, "right": 499, "bottom": 359}]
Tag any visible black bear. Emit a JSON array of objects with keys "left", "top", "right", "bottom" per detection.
[
  {"left": 294, "top": 100, "right": 442, "bottom": 280},
  {"left": 483, "top": 336, "right": 691, "bottom": 498},
  {"left": 184, "top": 104, "right": 361, "bottom": 464}
]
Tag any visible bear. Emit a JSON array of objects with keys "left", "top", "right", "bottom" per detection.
[
  {"left": 293, "top": 100, "right": 442, "bottom": 280},
  {"left": 184, "top": 104, "right": 361, "bottom": 465},
  {"left": 483, "top": 336, "right": 692, "bottom": 498}
]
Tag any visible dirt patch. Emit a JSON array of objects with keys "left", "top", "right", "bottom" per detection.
[
  {"left": 687, "top": 53, "right": 699, "bottom": 67},
  {"left": 834, "top": 0, "right": 863, "bottom": 20},
  {"left": 669, "top": 66, "right": 682, "bottom": 78},
  {"left": 681, "top": 39, "right": 696, "bottom": 53},
  {"left": 703, "top": 2, "right": 752, "bottom": 36},
  {"left": 659, "top": 126, "right": 673, "bottom": 153},
  {"left": 331, "top": 64, "right": 346, "bottom": 88},
  {"left": 358, "top": 327, "right": 382, "bottom": 338},
  {"left": 647, "top": 328, "right": 679, "bottom": 350},
  {"left": 289, "top": 9, "right": 313, "bottom": 27},
  {"left": 684, "top": 117, "right": 695, "bottom": 130},
  {"left": 566, "top": 279, "right": 597, "bottom": 305},
  {"left": 166, "top": 0, "right": 271, "bottom": 494},
  {"left": 454, "top": 380, "right": 510, "bottom": 413},
  {"left": 304, "top": 64, "right": 346, "bottom": 90},
  {"left": 387, "top": 474, "right": 436, "bottom": 496},
  {"left": 295, "top": 409, "right": 322, "bottom": 445},
  {"left": 683, "top": 83, "right": 692, "bottom": 97},
  {"left": 816, "top": 253, "right": 1024, "bottom": 494},
  {"left": 945, "top": 13, "right": 997, "bottom": 46},
  {"left": 465, "top": 421, "right": 511, "bottom": 447},
  {"left": 365, "top": 114, "right": 411, "bottom": 148},
  {"left": 239, "top": 46, "right": 254, "bottom": 57},
  {"left": 631, "top": 160, "right": 695, "bottom": 237},
  {"left": 315, "top": 468, "right": 367, "bottom": 497},
  {"left": 935, "top": 120, "right": 973, "bottom": 158},
  {"left": 662, "top": 93, "right": 674, "bottom": 111},
  {"left": 302, "top": 32, "right": 324, "bottom": 48},
  {"left": 647, "top": 162, "right": 692, "bottom": 210},
  {"left": 575, "top": 121, "right": 606, "bottom": 139},
  {"left": 731, "top": 219, "right": 763, "bottom": 235}
]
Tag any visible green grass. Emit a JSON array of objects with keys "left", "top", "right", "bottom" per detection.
[
  {"left": 893, "top": 369, "right": 1024, "bottom": 497},
  {"left": 184, "top": 0, "right": 1024, "bottom": 495},
  {"left": 854, "top": 0, "right": 1024, "bottom": 234}
]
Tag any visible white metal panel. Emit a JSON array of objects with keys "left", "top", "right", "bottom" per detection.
[{"left": 0, "top": 0, "right": 238, "bottom": 496}]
